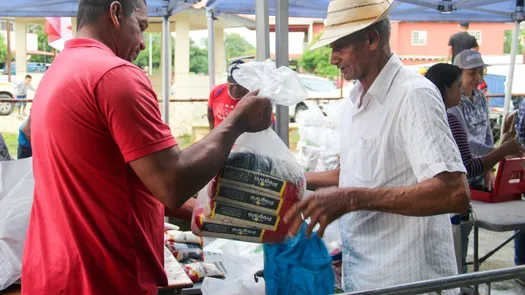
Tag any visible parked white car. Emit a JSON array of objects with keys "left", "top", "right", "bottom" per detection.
[
  {"left": 0, "top": 81, "right": 15, "bottom": 116},
  {"left": 289, "top": 74, "right": 351, "bottom": 122}
]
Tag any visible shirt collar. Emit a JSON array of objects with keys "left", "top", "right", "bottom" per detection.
[
  {"left": 64, "top": 38, "right": 115, "bottom": 55},
  {"left": 349, "top": 54, "right": 403, "bottom": 109},
  {"left": 460, "top": 89, "right": 482, "bottom": 106}
]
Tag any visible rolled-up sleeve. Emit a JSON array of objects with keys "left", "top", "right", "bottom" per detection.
[{"left": 399, "top": 88, "right": 466, "bottom": 182}]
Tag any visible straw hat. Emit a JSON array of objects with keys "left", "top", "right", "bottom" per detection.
[{"left": 311, "top": 0, "right": 394, "bottom": 50}]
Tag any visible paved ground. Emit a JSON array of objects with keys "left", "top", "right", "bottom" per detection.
[{"left": 465, "top": 229, "right": 524, "bottom": 295}]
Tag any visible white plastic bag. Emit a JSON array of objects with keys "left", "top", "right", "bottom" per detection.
[
  {"left": 0, "top": 158, "right": 34, "bottom": 291},
  {"left": 201, "top": 241, "right": 265, "bottom": 295},
  {"left": 192, "top": 60, "right": 307, "bottom": 244},
  {"left": 233, "top": 59, "right": 308, "bottom": 106},
  {"left": 296, "top": 104, "right": 341, "bottom": 172}
]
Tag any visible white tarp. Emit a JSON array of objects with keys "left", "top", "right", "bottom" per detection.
[{"left": 0, "top": 158, "right": 34, "bottom": 291}]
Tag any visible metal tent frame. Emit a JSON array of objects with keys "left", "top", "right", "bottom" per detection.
[{"left": 207, "top": 0, "right": 525, "bottom": 143}]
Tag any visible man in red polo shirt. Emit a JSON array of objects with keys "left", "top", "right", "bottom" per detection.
[
  {"left": 21, "top": 0, "right": 272, "bottom": 294},
  {"left": 208, "top": 60, "right": 276, "bottom": 129},
  {"left": 208, "top": 60, "right": 249, "bottom": 129}
]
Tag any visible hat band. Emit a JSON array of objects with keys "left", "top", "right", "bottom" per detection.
[
  {"left": 328, "top": 2, "right": 387, "bottom": 15},
  {"left": 326, "top": 16, "right": 377, "bottom": 29}
]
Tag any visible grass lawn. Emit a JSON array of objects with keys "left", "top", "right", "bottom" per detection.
[{"left": 3, "top": 132, "right": 18, "bottom": 159}]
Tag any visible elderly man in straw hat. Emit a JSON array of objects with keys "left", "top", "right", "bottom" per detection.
[{"left": 284, "top": 0, "right": 470, "bottom": 292}]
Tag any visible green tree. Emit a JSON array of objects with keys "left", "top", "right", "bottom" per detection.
[
  {"left": 29, "top": 24, "right": 54, "bottom": 64},
  {"left": 225, "top": 33, "right": 255, "bottom": 59},
  {"left": 504, "top": 29, "right": 524, "bottom": 54},
  {"left": 0, "top": 34, "right": 7, "bottom": 65},
  {"left": 298, "top": 34, "right": 339, "bottom": 78},
  {"left": 189, "top": 38, "right": 208, "bottom": 74},
  {"left": 134, "top": 32, "right": 162, "bottom": 70}
]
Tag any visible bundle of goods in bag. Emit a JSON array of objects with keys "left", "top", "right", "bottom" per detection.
[
  {"left": 191, "top": 59, "right": 308, "bottom": 244},
  {"left": 164, "top": 229, "right": 204, "bottom": 262},
  {"left": 182, "top": 261, "right": 225, "bottom": 283},
  {"left": 192, "top": 152, "right": 305, "bottom": 243}
]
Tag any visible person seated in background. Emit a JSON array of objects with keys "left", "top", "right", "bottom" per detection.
[
  {"left": 207, "top": 60, "right": 249, "bottom": 130},
  {"left": 425, "top": 63, "right": 523, "bottom": 178},
  {"left": 17, "top": 113, "right": 32, "bottom": 159}
]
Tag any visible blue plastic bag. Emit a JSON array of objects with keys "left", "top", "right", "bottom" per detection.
[{"left": 263, "top": 223, "right": 335, "bottom": 295}]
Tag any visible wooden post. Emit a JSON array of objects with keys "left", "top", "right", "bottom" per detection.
[
  {"left": 53, "top": 49, "right": 57, "bottom": 58},
  {"left": 6, "top": 20, "right": 11, "bottom": 82}
]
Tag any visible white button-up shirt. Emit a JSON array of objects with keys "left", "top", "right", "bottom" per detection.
[{"left": 339, "top": 55, "right": 466, "bottom": 293}]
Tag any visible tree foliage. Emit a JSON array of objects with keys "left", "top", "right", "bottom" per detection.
[
  {"left": 0, "top": 34, "right": 7, "bottom": 65},
  {"left": 225, "top": 32, "right": 255, "bottom": 59},
  {"left": 132, "top": 32, "right": 254, "bottom": 74},
  {"left": 504, "top": 29, "right": 524, "bottom": 55},
  {"left": 134, "top": 32, "right": 162, "bottom": 70},
  {"left": 298, "top": 33, "right": 339, "bottom": 78},
  {"left": 189, "top": 38, "right": 209, "bottom": 74},
  {"left": 30, "top": 24, "right": 54, "bottom": 64}
]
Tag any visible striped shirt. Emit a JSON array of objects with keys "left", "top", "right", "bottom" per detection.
[
  {"left": 339, "top": 54, "right": 464, "bottom": 294},
  {"left": 448, "top": 113, "right": 484, "bottom": 177}
]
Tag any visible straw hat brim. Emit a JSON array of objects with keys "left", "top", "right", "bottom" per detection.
[{"left": 310, "top": 2, "right": 392, "bottom": 50}]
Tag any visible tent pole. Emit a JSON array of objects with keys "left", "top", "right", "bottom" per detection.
[
  {"left": 503, "top": 20, "right": 520, "bottom": 117},
  {"left": 275, "top": 0, "right": 290, "bottom": 146},
  {"left": 161, "top": 1, "right": 171, "bottom": 124},
  {"left": 255, "top": 0, "right": 269, "bottom": 61},
  {"left": 501, "top": 2, "right": 523, "bottom": 138},
  {"left": 207, "top": 10, "right": 216, "bottom": 90}
]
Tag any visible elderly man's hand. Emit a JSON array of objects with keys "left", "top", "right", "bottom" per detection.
[
  {"left": 284, "top": 186, "right": 352, "bottom": 239},
  {"left": 230, "top": 90, "right": 273, "bottom": 133}
]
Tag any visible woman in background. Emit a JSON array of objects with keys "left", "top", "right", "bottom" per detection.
[
  {"left": 425, "top": 63, "right": 523, "bottom": 177},
  {"left": 425, "top": 63, "right": 524, "bottom": 274}
]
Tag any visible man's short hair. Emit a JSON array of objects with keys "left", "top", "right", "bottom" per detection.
[
  {"left": 367, "top": 18, "right": 391, "bottom": 44},
  {"left": 77, "top": 0, "right": 144, "bottom": 30},
  {"left": 25, "top": 75, "right": 32, "bottom": 80},
  {"left": 460, "top": 22, "right": 469, "bottom": 28}
]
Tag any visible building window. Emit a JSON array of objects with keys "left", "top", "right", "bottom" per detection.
[
  {"left": 412, "top": 31, "right": 427, "bottom": 46},
  {"left": 0, "top": 20, "right": 14, "bottom": 32},
  {"left": 468, "top": 30, "right": 482, "bottom": 45}
]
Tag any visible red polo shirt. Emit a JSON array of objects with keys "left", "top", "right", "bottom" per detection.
[
  {"left": 22, "top": 38, "right": 176, "bottom": 295},
  {"left": 208, "top": 83, "right": 276, "bottom": 127},
  {"left": 208, "top": 83, "right": 239, "bottom": 127}
]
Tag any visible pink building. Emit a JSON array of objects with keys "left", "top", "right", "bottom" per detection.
[
  {"left": 391, "top": 22, "right": 514, "bottom": 65},
  {"left": 307, "top": 21, "right": 513, "bottom": 65}
]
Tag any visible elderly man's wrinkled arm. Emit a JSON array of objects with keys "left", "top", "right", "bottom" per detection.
[{"left": 284, "top": 171, "right": 470, "bottom": 238}]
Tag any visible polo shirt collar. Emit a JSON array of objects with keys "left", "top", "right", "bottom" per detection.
[{"left": 64, "top": 38, "right": 115, "bottom": 55}]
